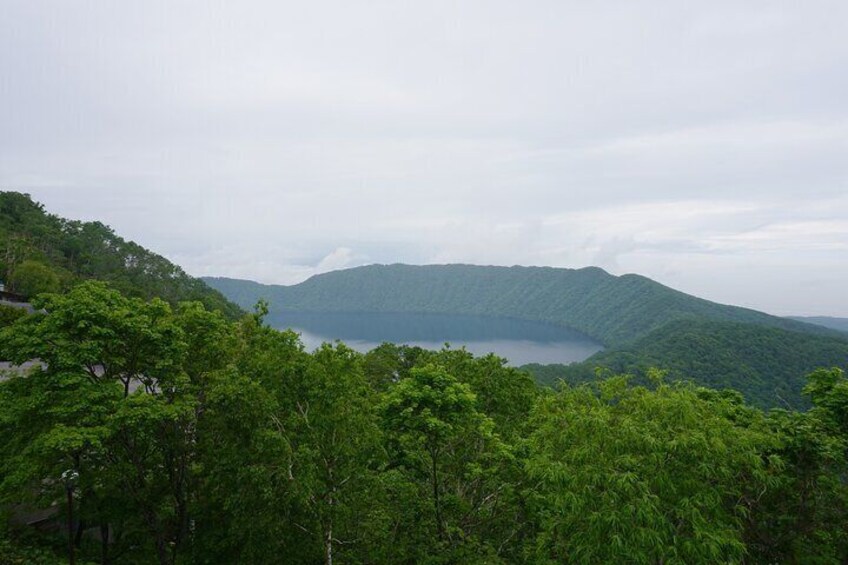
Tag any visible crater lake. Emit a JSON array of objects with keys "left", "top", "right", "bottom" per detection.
[{"left": 266, "top": 311, "right": 603, "bottom": 365}]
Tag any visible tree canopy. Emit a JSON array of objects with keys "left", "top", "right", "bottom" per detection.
[
  {"left": 0, "top": 191, "right": 241, "bottom": 317},
  {"left": 1, "top": 282, "right": 846, "bottom": 563}
]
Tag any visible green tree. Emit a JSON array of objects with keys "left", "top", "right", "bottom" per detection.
[
  {"left": 526, "top": 376, "right": 772, "bottom": 564},
  {"left": 363, "top": 342, "right": 427, "bottom": 392},
  {"left": 380, "top": 364, "right": 509, "bottom": 561},
  {"left": 0, "top": 365, "right": 120, "bottom": 562},
  {"left": 284, "top": 343, "right": 383, "bottom": 564},
  {"left": 1, "top": 280, "right": 184, "bottom": 397},
  {"left": 745, "top": 407, "right": 848, "bottom": 562},
  {"left": 804, "top": 367, "right": 848, "bottom": 435},
  {"left": 427, "top": 348, "right": 538, "bottom": 440},
  {"left": 190, "top": 368, "right": 289, "bottom": 564},
  {"left": 8, "top": 260, "right": 60, "bottom": 297},
  {"left": 0, "top": 191, "right": 242, "bottom": 318},
  {"left": 0, "top": 281, "right": 233, "bottom": 564},
  {"left": 0, "top": 304, "right": 26, "bottom": 328}
]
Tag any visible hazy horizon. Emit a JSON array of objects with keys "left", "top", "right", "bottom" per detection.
[{"left": 2, "top": 1, "right": 846, "bottom": 316}]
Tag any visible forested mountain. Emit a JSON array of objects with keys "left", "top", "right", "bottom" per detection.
[
  {"left": 789, "top": 315, "right": 848, "bottom": 334},
  {"left": 523, "top": 319, "right": 848, "bottom": 408},
  {"left": 207, "top": 266, "right": 848, "bottom": 408},
  {"left": 204, "top": 264, "right": 833, "bottom": 347},
  {"left": 0, "top": 192, "right": 241, "bottom": 318}
]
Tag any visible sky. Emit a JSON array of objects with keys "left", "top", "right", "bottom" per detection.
[{"left": 1, "top": 1, "right": 846, "bottom": 316}]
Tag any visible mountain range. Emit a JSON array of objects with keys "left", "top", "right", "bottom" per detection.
[
  {"left": 203, "top": 265, "right": 842, "bottom": 345},
  {"left": 205, "top": 266, "right": 848, "bottom": 408}
]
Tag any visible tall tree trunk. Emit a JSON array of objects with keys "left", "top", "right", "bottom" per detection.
[
  {"left": 154, "top": 533, "right": 169, "bottom": 565},
  {"left": 74, "top": 518, "right": 85, "bottom": 547},
  {"left": 66, "top": 488, "right": 75, "bottom": 565},
  {"left": 325, "top": 465, "right": 335, "bottom": 565},
  {"left": 100, "top": 523, "right": 109, "bottom": 565},
  {"left": 431, "top": 447, "right": 443, "bottom": 541},
  {"left": 144, "top": 509, "right": 170, "bottom": 565},
  {"left": 325, "top": 518, "right": 333, "bottom": 565}
]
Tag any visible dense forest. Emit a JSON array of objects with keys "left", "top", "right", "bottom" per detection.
[
  {"left": 2, "top": 283, "right": 847, "bottom": 564},
  {"left": 790, "top": 316, "right": 848, "bottom": 333},
  {"left": 203, "top": 266, "right": 834, "bottom": 347},
  {"left": 206, "top": 268, "right": 848, "bottom": 409},
  {"left": 524, "top": 319, "right": 848, "bottom": 409},
  {"left": 0, "top": 192, "right": 241, "bottom": 318}
]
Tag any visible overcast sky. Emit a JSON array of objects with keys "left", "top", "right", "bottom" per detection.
[{"left": 1, "top": 1, "right": 846, "bottom": 316}]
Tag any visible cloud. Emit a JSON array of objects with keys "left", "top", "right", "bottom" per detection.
[
  {"left": 1, "top": 1, "right": 847, "bottom": 315},
  {"left": 707, "top": 220, "right": 848, "bottom": 252},
  {"left": 316, "top": 247, "right": 361, "bottom": 273}
]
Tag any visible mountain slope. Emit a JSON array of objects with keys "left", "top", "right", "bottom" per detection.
[
  {"left": 204, "top": 264, "right": 832, "bottom": 347},
  {"left": 788, "top": 316, "right": 848, "bottom": 334},
  {"left": 0, "top": 191, "right": 242, "bottom": 318},
  {"left": 523, "top": 319, "right": 848, "bottom": 408}
]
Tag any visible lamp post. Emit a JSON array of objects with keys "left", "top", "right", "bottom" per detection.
[{"left": 61, "top": 469, "right": 79, "bottom": 565}]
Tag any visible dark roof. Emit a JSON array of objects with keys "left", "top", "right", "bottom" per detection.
[{"left": 0, "top": 289, "right": 28, "bottom": 303}]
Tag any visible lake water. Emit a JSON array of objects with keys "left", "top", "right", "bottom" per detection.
[{"left": 267, "top": 311, "right": 603, "bottom": 366}]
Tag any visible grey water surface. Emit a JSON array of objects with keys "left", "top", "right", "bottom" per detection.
[{"left": 268, "top": 312, "right": 603, "bottom": 366}]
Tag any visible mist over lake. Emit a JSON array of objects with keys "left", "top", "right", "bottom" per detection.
[{"left": 267, "top": 311, "right": 604, "bottom": 365}]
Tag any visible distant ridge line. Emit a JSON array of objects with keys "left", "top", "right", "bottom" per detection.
[{"left": 203, "top": 263, "right": 838, "bottom": 347}]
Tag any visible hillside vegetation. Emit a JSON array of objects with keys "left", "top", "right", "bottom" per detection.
[
  {"left": 0, "top": 191, "right": 241, "bottom": 318},
  {"left": 205, "top": 265, "right": 831, "bottom": 347},
  {"left": 2, "top": 283, "right": 847, "bottom": 563},
  {"left": 207, "top": 266, "right": 848, "bottom": 408},
  {"left": 789, "top": 316, "right": 848, "bottom": 334},
  {"left": 523, "top": 319, "right": 848, "bottom": 408}
]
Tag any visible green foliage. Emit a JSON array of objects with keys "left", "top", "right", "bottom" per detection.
[
  {"left": 208, "top": 265, "right": 848, "bottom": 410},
  {"left": 745, "top": 407, "right": 848, "bottom": 562},
  {"left": 732, "top": 370, "right": 848, "bottom": 562},
  {"left": 526, "top": 378, "right": 774, "bottom": 564},
  {"left": 416, "top": 347, "right": 538, "bottom": 440},
  {"left": 287, "top": 343, "right": 384, "bottom": 564},
  {"left": 191, "top": 368, "right": 290, "bottom": 564},
  {"left": 0, "top": 304, "right": 26, "bottom": 328},
  {"left": 382, "top": 364, "right": 484, "bottom": 453},
  {"left": 204, "top": 264, "right": 837, "bottom": 346},
  {"left": 1, "top": 281, "right": 185, "bottom": 393},
  {"left": 0, "top": 191, "right": 241, "bottom": 318},
  {"left": 380, "top": 364, "right": 518, "bottom": 560},
  {"left": 0, "top": 282, "right": 220, "bottom": 564},
  {"left": 2, "top": 278, "right": 847, "bottom": 563},
  {"left": 0, "top": 530, "right": 65, "bottom": 565},
  {"left": 804, "top": 367, "right": 848, "bottom": 434},
  {"left": 789, "top": 315, "right": 848, "bottom": 334},
  {"left": 7, "top": 260, "right": 59, "bottom": 297},
  {"left": 526, "top": 319, "right": 848, "bottom": 409}
]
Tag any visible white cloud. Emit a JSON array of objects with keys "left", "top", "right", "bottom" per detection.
[
  {"left": 2, "top": 1, "right": 847, "bottom": 315},
  {"left": 315, "top": 247, "right": 360, "bottom": 273}
]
